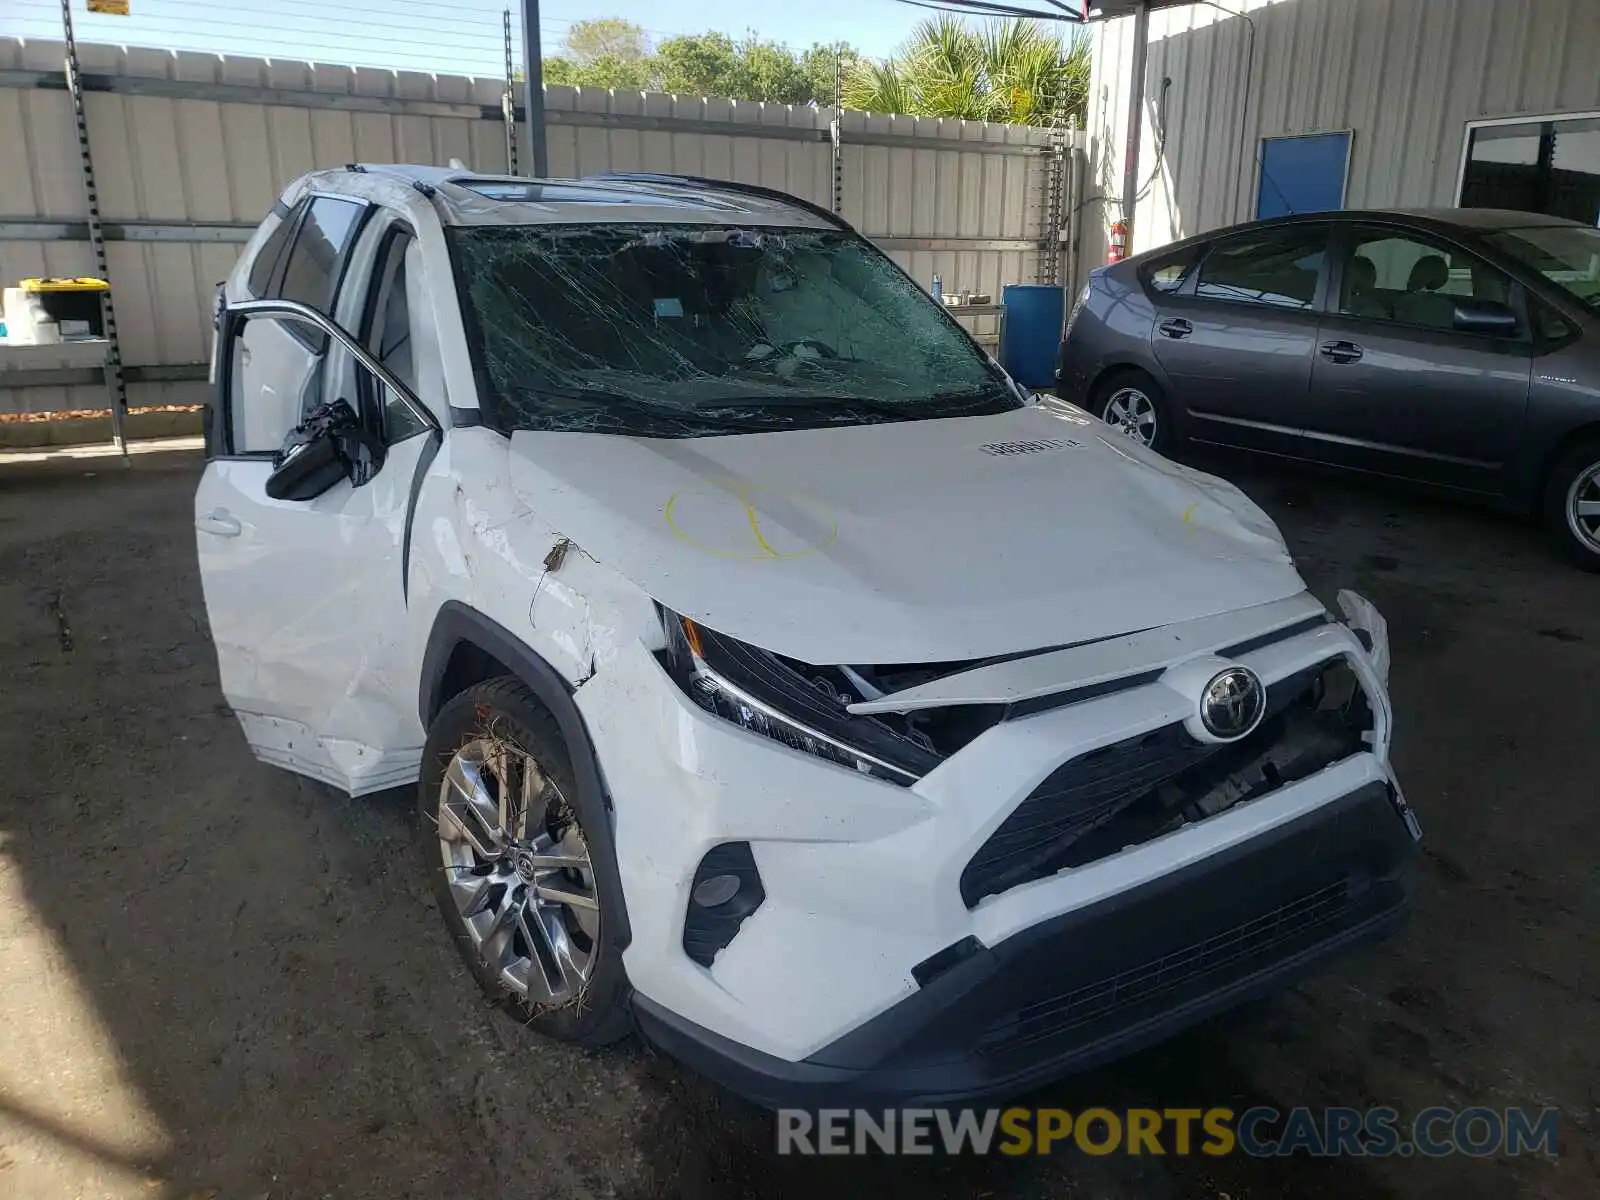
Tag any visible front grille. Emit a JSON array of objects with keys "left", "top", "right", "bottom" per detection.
[
  {"left": 960, "top": 658, "right": 1369, "bottom": 907},
  {"left": 976, "top": 878, "right": 1356, "bottom": 1058}
]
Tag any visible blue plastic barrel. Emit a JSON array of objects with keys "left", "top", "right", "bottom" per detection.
[{"left": 999, "top": 283, "right": 1066, "bottom": 390}]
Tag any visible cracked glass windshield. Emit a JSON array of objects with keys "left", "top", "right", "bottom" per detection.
[{"left": 451, "top": 224, "right": 1020, "bottom": 437}]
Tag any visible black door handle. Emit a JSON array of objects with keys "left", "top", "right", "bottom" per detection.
[
  {"left": 1158, "top": 318, "right": 1193, "bottom": 340},
  {"left": 1319, "top": 340, "right": 1363, "bottom": 364}
]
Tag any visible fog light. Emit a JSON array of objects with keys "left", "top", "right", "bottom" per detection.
[
  {"left": 682, "top": 842, "right": 765, "bottom": 967},
  {"left": 692, "top": 873, "right": 742, "bottom": 908}
]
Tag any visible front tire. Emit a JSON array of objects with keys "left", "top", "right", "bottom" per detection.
[
  {"left": 417, "top": 676, "right": 632, "bottom": 1046},
  {"left": 1543, "top": 439, "right": 1600, "bottom": 572},
  {"left": 1091, "top": 369, "right": 1176, "bottom": 454}
]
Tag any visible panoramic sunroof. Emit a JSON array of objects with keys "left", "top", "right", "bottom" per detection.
[
  {"left": 455, "top": 180, "right": 754, "bottom": 211},
  {"left": 457, "top": 181, "right": 640, "bottom": 204}
]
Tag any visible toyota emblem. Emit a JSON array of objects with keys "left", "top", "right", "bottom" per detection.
[{"left": 1200, "top": 667, "right": 1266, "bottom": 740}]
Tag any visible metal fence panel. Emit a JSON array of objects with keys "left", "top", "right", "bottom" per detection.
[{"left": 1, "top": 35, "right": 1082, "bottom": 417}]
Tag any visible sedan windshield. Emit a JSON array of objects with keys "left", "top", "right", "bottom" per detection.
[
  {"left": 450, "top": 224, "right": 1019, "bottom": 437},
  {"left": 1484, "top": 223, "right": 1600, "bottom": 309}
]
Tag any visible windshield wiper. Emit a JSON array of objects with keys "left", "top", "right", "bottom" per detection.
[
  {"left": 699, "top": 385, "right": 1017, "bottom": 420},
  {"left": 517, "top": 385, "right": 777, "bottom": 433},
  {"left": 698, "top": 394, "right": 914, "bottom": 419},
  {"left": 928, "top": 384, "right": 1023, "bottom": 412}
]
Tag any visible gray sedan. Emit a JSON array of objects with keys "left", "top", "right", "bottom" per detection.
[{"left": 1056, "top": 208, "right": 1600, "bottom": 569}]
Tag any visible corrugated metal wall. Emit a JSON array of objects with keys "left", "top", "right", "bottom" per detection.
[
  {"left": 0, "top": 36, "right": 1076, "bottom": 419},
  {"left": 1087, "top": 0, "right": 1600, "bottom": 263}
]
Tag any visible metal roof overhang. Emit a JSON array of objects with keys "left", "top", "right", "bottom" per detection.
[
  {"left": 1084, "top": 1, "right": 1197, "bottom": 18},
  {"left": 896, "top": 0, "right": 1197, "bottom": 22}
]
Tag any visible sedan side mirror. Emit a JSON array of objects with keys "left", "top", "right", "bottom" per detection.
[
  {"left": 1452, "top": 298, "right": 1518, "bottom": 336},
  {"left": 266, "top": 399, "right": 384, "bottom": 501}
]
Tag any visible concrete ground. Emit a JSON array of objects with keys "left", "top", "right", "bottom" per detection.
[{"left": 0, "top": 442, "right": 1593, "bottom": 1199}]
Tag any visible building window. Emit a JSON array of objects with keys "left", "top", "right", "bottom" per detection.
[
  {"left": 1256, "top": 132, "right": 1351, "bottom": 220},
  {"left": 1461, "top": 115, "right": 1600, "bottom": 226}
]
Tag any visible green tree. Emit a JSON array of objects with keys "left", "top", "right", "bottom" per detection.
[
  {"left": 843, "top": 17, "right": 1090, "bottom": 126},
  {"left": 799, "top": 41, "right": 862, "bottom": 106},
  {"left": 542, "top": 20, "right": 864, "bottom": 106},
  {"left": 539, "top": 53, "right": 651, "bottom": 89},
  {"left": 562, "top": 17, "right": 651, "bottom": 66},
  {"left": 654, "top": 31, "right": 739, "bottom": 97},
  {"left": 725, "top": 34, "right": 812, "bottom": 103},
  {"left": 539, "top": 57, "right": 579, "bottom": 86}
]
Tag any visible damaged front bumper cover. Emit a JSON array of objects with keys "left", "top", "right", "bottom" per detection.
[{"left": 633, "top": 779, "right": 1419, "bottom": 1110}]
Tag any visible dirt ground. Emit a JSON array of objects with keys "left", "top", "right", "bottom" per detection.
[{"left": 0, "top": 441, "right": 1594, "bottom": 1199}]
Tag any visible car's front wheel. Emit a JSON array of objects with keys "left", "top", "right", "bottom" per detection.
[
  {"left": 1544, "top": 439, "right": 1600, "bottom": 573},
  {"left": 417, "top": 677, "right": 632, "bottom": 1045},
  {"left": 1091, "top": 369, "right": 1176, "bottom": 454}
]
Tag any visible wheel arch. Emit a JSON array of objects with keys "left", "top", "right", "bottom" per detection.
[
  {"left": 1087, "top": 360, "right": 1169, "bottom": 404},
  {"left": 1085, "top": 360, "right": 1185, "bottom": 448},
  {"left": 419, "top": 600, "right": 633, "bottom": 949},
  {"left": 1537, "top": 420, "right": 1600, "bottom": 494}
]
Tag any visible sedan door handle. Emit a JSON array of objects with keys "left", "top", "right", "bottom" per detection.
[
  {"left": 196, "top": 509, "right": 242, "bottom": 538},
  {"left": 1158, "top": 318, "right": 1193, "bottom": 340},
  {"left": 1319, "top": 340, "right": 1363, "bottom": 364}
]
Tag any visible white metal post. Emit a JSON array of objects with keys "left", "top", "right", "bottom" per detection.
[
  {"left": 60, "top": 0, "right": 128, "bottom": 458},
  {"left": 831, "top": 49, "right": 844, "bottom": 215},
  {"left": 502, "top": 8, "right": 518, "bottom": 175},
  {"left": 1120, "top": 0, "right": 1151, "bottom": 247}
]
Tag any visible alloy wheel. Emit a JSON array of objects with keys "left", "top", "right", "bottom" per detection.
[
  {"left": 1104, "top": 387, "right": 1158, "bottom": 446},
  {"left": 437, "top": 737, "right": 600, "bottom": 1006},
  {"left": 1567, "top": 461, "right": 1600, "bottom": 555}
]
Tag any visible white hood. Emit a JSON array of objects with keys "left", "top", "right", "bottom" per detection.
[{"left": 507, "top": 403, "right": 1305, "bottom": 665}]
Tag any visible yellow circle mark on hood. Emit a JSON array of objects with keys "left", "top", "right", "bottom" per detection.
[{"left": 664, "top": 480, "right": 839, "bottom": 561}]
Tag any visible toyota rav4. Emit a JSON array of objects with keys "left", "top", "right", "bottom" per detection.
[{"left": 196, "top": 165, "right": 1421, "bottom": 1107}]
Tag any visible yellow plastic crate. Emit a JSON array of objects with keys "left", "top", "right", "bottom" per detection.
[{"left": 21, "top": 277, "right": 110, "bottom": 293}]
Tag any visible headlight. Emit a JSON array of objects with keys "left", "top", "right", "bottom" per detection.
[{"left": 656, "top": 608, "right": 940, "bottom": 786}]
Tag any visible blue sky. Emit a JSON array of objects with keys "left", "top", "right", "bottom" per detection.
[{"left": 0, "top": 0, "right": 943, "bottom": 77}]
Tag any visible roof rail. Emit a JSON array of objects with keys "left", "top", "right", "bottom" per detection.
[{"left": 582, "top": 172, "right": 851, "bottom": 232}]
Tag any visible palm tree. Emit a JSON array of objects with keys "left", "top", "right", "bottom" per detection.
[{"left": 843, "top": 16, "right": 1090, "bottom": 127}]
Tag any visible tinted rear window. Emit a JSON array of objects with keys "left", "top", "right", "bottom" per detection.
[
  {"left": 1140, "top": 246, "right": 1201, "bottom": 293},
  {"left": 1195, "top": 226, "right": 1327, "bottom": 310}
]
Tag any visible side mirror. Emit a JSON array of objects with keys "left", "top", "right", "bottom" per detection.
[
  {"left": 1452, "top": 298, "right": 1518, "bottom": 336},
  {"left": 266, "top": 399, "right": 384, "bottom": 501}
]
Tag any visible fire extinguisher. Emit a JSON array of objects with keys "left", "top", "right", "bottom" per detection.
[{"left": 1108, "top": 219, "right": 1129, "bottom": 264}]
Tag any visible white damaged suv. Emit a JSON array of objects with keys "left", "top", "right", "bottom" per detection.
[{"left": 197, "top": 165, "right": 1421, "bottom": 1107}]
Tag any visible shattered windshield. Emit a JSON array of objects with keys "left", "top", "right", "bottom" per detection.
[{"left": 450, "top": 224, "right": 1020, "bottom": 437}]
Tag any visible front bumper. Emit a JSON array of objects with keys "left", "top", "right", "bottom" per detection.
[
  {"left": 634, "top": 779, "right": 1417, "bottom": 1108},
  {"left": 576, "top": 605, "right": 1412, "bottom": 1079}
]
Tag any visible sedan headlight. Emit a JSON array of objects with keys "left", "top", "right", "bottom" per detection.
[{"left": 656, "top": 608, "right": 940, "bottom": 786}]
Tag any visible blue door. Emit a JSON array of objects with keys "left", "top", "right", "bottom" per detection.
[{"left": 1257, "top": 133, "right": 1351, "bottom": 219}]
